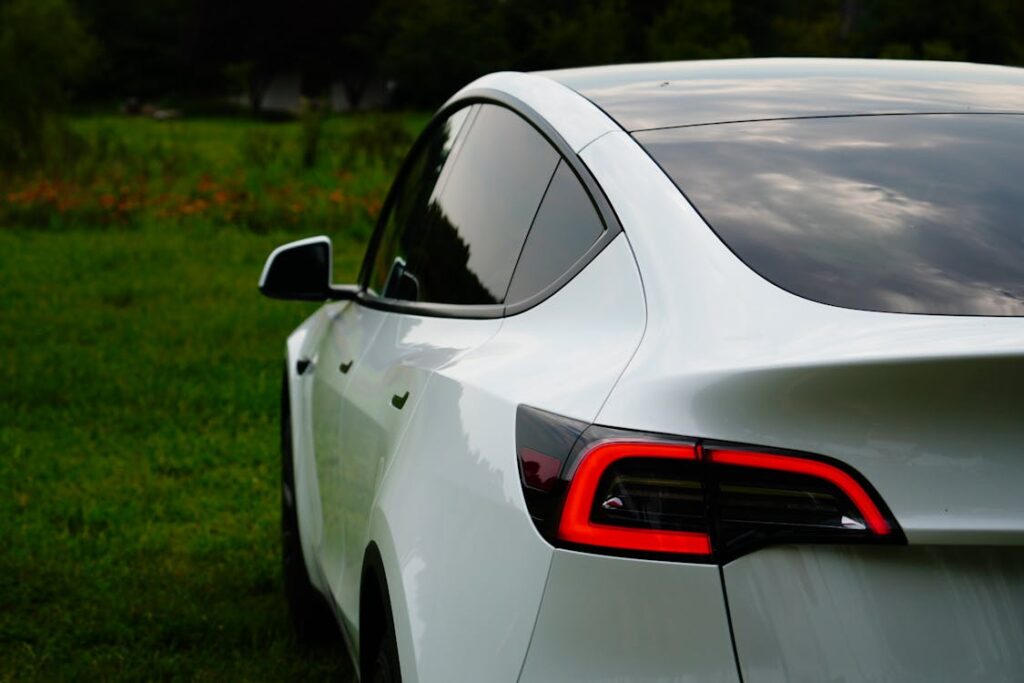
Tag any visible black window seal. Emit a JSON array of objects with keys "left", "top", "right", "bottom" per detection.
[{"left": 354, "top": 88, "right": 623, "bottom": 320}]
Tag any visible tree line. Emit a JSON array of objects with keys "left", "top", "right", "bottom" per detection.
[{"left": 6, "top": 0, "right": 1024, "bottom": 113}]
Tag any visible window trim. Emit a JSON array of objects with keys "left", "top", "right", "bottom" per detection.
[{"left": 355, "top": 88, "right": 623, "bottom": 319}]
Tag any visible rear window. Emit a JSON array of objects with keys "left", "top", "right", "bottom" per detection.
[{"left": 637, "top": 114, "right": 1024, "bottom": 316}]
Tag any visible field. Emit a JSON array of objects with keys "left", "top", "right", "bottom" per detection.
[{"left": 0, "top": 112, "right": 426, "bottom": 680}]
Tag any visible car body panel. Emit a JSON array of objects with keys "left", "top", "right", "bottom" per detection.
[
  {"left": 333, "top": 311, "right": 503, "bottom": 635},
  {"left": 519, "top": 549, "right": 739, "bottom": 683},
  {"left": 725, "top": 545, "right": 1024, "bottom": 682},
  {"left": 311, "top": 302, "right": 387, "bottom": 592},
  {"left": 365, "top": 234, "right": 647, "bottom": 681}
]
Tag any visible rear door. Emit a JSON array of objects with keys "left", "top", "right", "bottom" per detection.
[
  {"left": 322, "top": 103, "right": 567, "bottom": 631},
  {"left": 309, "top": 302, "right": 385, "bottom": 582}
]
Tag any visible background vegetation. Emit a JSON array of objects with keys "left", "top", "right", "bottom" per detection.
[
  {"left": 0, "top": 114, "right": 421, "bottom": 680},
  {"left": 65, "top": 0, "right": 1024, "bottom": 109},
  {"left": 2, "top": 0, "right": 1022, "bottom": 679}
]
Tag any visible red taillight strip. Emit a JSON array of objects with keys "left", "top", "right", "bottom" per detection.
[
  {"left": 709, "top": 449, "right": 891, "bottom": 535},
  {"left": 557, "top": 441, "right": 713, "bottom": 556}
]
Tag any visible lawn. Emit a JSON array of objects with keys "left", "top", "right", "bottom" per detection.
[{"left": 0, "top": 113, "right": 425, "bottom": 681}]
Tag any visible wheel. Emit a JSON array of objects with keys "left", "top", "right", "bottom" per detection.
[
  {"left": 280, "top": 368, "right": 338, "bottom": 643},
  {"left": 370, "top": 628, "right": 402, "bottom": 683}
]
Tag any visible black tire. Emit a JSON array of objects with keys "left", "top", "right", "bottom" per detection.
[
  {"left": 370, "top": 628, "right": 402, "bottom": 683},
  {"left": 281, "top": 368, "right": 338, "bottom": 644}
]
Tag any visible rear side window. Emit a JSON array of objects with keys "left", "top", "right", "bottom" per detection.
[
  {"left": 506, "top": 160, "right": 606, "bottom": 303},
  {"left": 637, "top": 114, "right": 1024, "bottom": 316},
  {"left": 367, "top": 104, "right": 559, "bottom": 306}
]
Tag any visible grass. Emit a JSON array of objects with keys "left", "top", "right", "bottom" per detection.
[{"left": 0, "top": 113, "right": 425, "bottom": 680}]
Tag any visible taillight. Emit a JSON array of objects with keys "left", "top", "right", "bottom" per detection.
[
  {"left": 516, "top": 405, "right": 904, "bottom": 563},
  {"left": 559, "top": 442, "right": 712, "bottom": 556}
]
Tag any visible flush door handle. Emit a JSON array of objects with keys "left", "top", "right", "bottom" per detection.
[{"left": 391, "top": 391, "right": 410, "bottom": 410}]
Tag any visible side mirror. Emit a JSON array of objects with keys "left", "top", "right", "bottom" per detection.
[{"left": 258, "top": 236, "right": 357, "bottom": 301}]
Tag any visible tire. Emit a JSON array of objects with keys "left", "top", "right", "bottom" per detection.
[
  {"left": 370, "top": 628, "right": 402, "bottom": 683},
  {"left": 280, "top": 368, "right": 338, "bottom": 644}
]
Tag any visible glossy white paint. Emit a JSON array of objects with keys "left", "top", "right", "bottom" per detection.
[
  {"left": 334, "top": 311, "right": 503, "bottom": 635},
  {"left": 285, "top": 306, "right": 331, "bottom": 593},
  {"left": 519, "top": 550, "right": 740, "bottom": 682},
  {"left": 724, "top": 545, "right": 1024, "bottom": 682},
  {"left": 364, "top": 235, "right": 648, "bottom": 682},
  {"left": 446, "top": 71, "right": 621, "bottom": 152},
  {"left": 311, "top": 302, "right": 388, "bottom": 596}
]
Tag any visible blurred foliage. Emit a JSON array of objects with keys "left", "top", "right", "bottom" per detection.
[
  {"left": 299, "top": 101, "right": 326, "bottom": 169},
  {"left": 44, "top": 0, "right": 1024, "bottom": 110},
  {"left": 0, "top": 114, "right": 425, "bottom": 244},
  {"left": 0, "top": 0, "right": 96, "bottom": 166},
  {"left": 376, "top": 0, "right": 510, "bottom": 106},
  {"left": 648, "top": 0, "right": 751, "bottom": 60}
]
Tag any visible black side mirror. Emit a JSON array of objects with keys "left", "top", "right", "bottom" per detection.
[{"left": 258, "top": 236, "right": 357, "bottom": 301}]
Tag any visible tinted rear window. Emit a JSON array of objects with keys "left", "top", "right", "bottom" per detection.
[{"left": 637, "top": 114, "right": 1024, "bottom": 316}]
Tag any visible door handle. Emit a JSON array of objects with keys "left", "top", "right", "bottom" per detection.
[
  {"left": 339, "top": 360, "right": 353, "bottom": 374},
  {"left": 391, "top": 391, "right": 410, "bottom": 410},
  {"left": 296, "top": 358, "right": 313, "bottom": 375}
]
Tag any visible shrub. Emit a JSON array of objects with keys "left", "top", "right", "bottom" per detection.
[
  {"left": 342, "top": 117, "right": 414, "bottom": 169},
  {"left": 241, "top": 130, "right": 284, "bottom": 168},
  {"left": 299, "top": 100, "right": 326, "bottom": 169}
]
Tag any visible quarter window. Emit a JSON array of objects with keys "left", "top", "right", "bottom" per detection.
[{"left": 505, "top": 160, "right": 606, "bottom": 304}]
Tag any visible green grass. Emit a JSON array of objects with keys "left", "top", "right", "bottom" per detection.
[{"left": 0, "top": 114, "right": 427, "bottom": 680}]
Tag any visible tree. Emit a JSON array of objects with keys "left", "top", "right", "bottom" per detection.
[
  {"left": 0, "top": 0, "right": 96, "bottom": 165},
  {"left": 72, "top": 0, "right": 192, "bottom": 100},
  {"left": 375, "top": 0, "right": 509, "bottom": 107},
  {"left": 648, "top": 0, "right": 751, "bottom": 61},
  {"left": 859, "top": 0, "right": 1024, "bottom": 66},
  {"left": 524, "top": 0, "right": 633, "bottom": 69}
]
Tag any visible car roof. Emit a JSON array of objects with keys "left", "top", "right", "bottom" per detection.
[{"left": 538, "top": 58, "right": 1024, "bottom": 131}]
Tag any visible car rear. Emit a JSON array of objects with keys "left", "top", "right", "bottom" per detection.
[{"left": 517, "top": 92, "right": 1024, "bottom": 680}]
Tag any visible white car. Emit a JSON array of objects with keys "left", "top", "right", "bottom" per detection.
[{"left": 259, "top": 59, "right": 1024, "bottom": 682}]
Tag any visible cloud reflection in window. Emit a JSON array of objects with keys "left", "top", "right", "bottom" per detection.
[{"left": 639, "top": 114, "right": 1024, "bottom": 315}]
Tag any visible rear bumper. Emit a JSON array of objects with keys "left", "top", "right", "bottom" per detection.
[
  {"left": 520, "top": 544, "right": 1024, "bottom": 682},
  {"left": 724, "top": 544, "right": 1024, "bottom": 682},
  {"left": 518, "top": 549, "right": 740, "bottom": 682}
]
